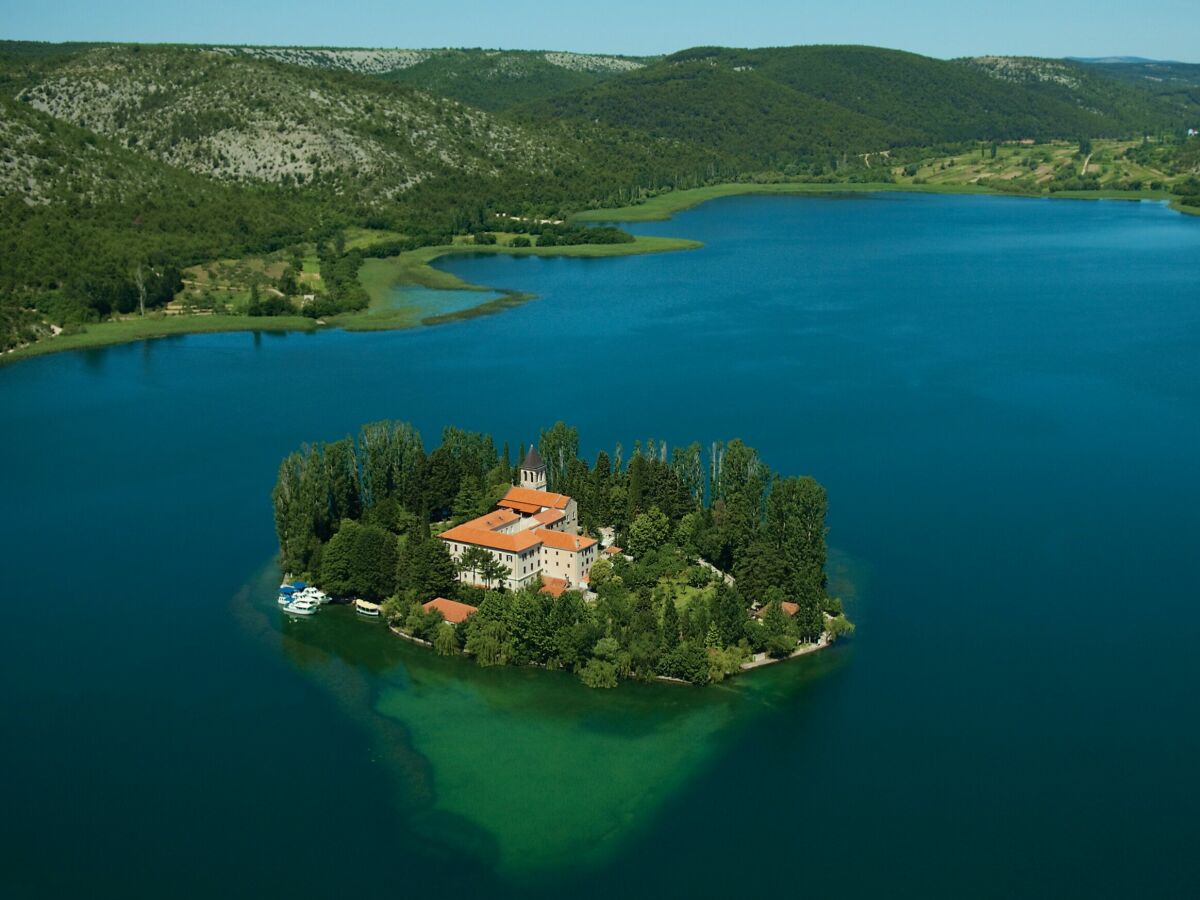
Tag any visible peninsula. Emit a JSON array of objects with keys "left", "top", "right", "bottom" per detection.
[
  {"left": 272, "top": 422, "right": 853, "bottom": 687},
  {"left": 4, "top": 41, "right": 1198, "bottom": 360}
]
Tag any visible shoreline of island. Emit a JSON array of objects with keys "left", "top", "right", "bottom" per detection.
[{"left": 273, "top": 422, "right": 854, "bottom": 689}]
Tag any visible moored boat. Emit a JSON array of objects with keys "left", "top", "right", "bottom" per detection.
[
  {"left": 284, "top": 597, "right": 319, "bottom": 617},
  {"left": 355, "top": 598, "right": 382, "bottom": 618}
]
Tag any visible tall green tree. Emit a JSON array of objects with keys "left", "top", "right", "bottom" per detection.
[
  {"left": 324, "top": 438, "right": 361, "bottom": 526},
  {"left": 457, "top": 545, "right": 491, "bottom": 586},
  {"left": 479, "top": 554, "right": 511, "bottom": 591},
  {"left": 591, "top": 450, "right": 612, "bottom": 523},
  {"left": 538, "top": 421, "right": 579, "bottom": 492},
  {"left": 422, "top": 446, "right": 461, "bottom": 518},
  {"left": 626, "top": 506, "right": 671, "bottom": 557},
  {"left": 660, "top": 594, "right": 681, "bottom": 655},
  {"left": 710, "top": 582, "right": 747, "bottom": 648},
  {"left": 319, "top": 519, "right": 397, "bottom": 600},
  {"left": 765, "top": 475, "right": 828, "bottom": 604},
  {"left": 396, "top": 532, "right": 457, "bottom": 600},
  {"left": 733, "top": 538, "right": 787, "bottom": 606},
  {"left": 272, "top": 452, "right": 303, "bottom": 573}
]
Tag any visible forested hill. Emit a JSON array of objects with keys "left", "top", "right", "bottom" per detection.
[
  {"left": 521, "top": 45, "right": 1199, "bottom": 166},
  {"left": 521, "top": 54, "right": 916, "bottom": 165},
  {"left": 3, "top": 44, "right": 721, "bottom": 206},
  {"left": 380, "top": 50, "right": 651, "bottom": 111},
  {"left": 1070, "top": 58, "right": 1200, "bottom": 92},
  {"left": 209, "top": 46, "right": 652, "bottom": 110},
  {"left": 3, "top": 39, "right": 1198, "bottom": 353},
  {"left": 9, "top": 45, "right": 577, "bottom": 199}
]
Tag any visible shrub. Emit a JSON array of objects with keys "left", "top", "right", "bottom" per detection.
[
  {"left": 579, "top": 658, "right": 619, "bottom": 688},
  {"left": 433, "top": 623, "right": 459, "bottom": 656},
  {"left": 766, "top": 634, "right": 796, "bottom": 659},
  {"left": 826, "top": 615, "right": 856, "bottom": 642}
]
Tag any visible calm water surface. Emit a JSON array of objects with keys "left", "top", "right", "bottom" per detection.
[{"left": 2, "top": 193, "right": 1198, "bottom": 898}]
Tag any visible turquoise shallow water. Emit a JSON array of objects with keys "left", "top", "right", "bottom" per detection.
[
  {"left": 1, "top": 193, "right": 1198, "bottom": 897},
  {"left": 382, "top": 283, "right": 506, "bottom": 319}
]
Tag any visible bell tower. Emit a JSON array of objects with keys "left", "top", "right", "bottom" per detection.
[{"left": 520, "top": 444, "right": 547, "bottom": 491}]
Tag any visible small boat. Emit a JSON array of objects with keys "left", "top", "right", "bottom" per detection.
[
  {"left": 295, "top": 587, "right": 329, "bottom": 604},
  {"left": 285, "top": 597, "right": 320, "bottom": 617},
  {"left": 277, "top": 594, "right": 292, "bottom": 608},
  {"left": 355, "top": 598, "right": 381, "bottom": 618}
]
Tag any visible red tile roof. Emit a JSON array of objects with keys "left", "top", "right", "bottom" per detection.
[
  {"left": 604, "top": 545, "right": 623, "bottom": 556},
  {"left": 539, "top": 577, "right": 568, "bottom": 598},
  {"left": 424, "top": 597, "right": 478, "bottom": 625},
  {"left": 438, "top": 523, "right": 542, "bottom": 553},
  {"left": 753, "top": 601, "right": 800, "bottom": 618},
  {"left": 466, "top": 508, "right": 521, "bottom": 531},
  {"left": 532, "top": 508, "right": 565, "bottom": 526},
  {"left": 500, "top": 486, "right": 572, "bottom": 510},
  {"left": 535, "top": 528, "right": 597, "bottom": 552},
  {"left": 497, "top": 498, "right": 543, "bottom": 515}
]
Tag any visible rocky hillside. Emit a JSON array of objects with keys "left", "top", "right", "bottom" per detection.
[
  {"left": 0, "top": 93, "right": 236, "bottom": 207},
  {"left": 209, "top": 46, "right": 649, "bottom": 110},
  {"left": 962, "top": 55, "right": 1199, "bottom": 133},
  {"left": 15, "top": 45, "right": 576, "bottom": 199}
]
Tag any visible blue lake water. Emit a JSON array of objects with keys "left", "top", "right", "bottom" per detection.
[{"left": 1, "top": 193, "right": 1198, "bottom": 897}]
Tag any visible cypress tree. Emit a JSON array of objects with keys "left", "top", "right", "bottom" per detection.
[{"left": 660, "top": 594, "right": 681, "bottom": 655}]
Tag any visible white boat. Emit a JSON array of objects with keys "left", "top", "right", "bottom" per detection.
[
  {"left": 285, "top": 597, "right": 320, "bottom": 616},
  {"left": 355, "top": 598, "right": 381, "bottom": 618},
  {"left": 277, "top": 594, "right": 292, "bottom": 608},
  {"left": 295, "top": 587, "right": 329, "bottom": 604}
]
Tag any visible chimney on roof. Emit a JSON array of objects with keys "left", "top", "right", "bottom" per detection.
[{"left": 520, "top": 443, "right": 547, "bottom": 491}]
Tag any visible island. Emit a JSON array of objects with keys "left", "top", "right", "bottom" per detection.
[{"left": 271, "top": 421, "right": 854, "bottom": 687}]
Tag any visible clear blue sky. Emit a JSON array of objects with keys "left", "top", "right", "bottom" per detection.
[{"left": 3, "top": 0, "right": 1197, "bottom": 62}]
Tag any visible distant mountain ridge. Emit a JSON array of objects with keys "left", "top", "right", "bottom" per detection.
[
  {"left": 5, "top": 40, "right": 1197, "bottom": 203},
  {"left": 1069, "top": 56, "right": 1172, "bottom": 64},
  {"left": 521, "top": 46, "right": 1198, "bottom": 167}
]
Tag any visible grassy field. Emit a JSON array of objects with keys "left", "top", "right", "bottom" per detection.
[
  {"left": 572, "top": 182, "right": 995, "bottom": 222},
  {"left": 1, "top": 314, "right": 317, "bottom": 365},
  {"left": 343, "top": 226, "right": 409, "bottom": 250},
  {"left": 900, "top": 140, "right": 1176, "bottom": 191},
  {"left": 179, "top": 249, "right": 326, "bottom": 313}
]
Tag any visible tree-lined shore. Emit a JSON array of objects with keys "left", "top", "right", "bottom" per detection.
[{"left": 272, "top": 422, "right": 853, "bottom": 687}]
